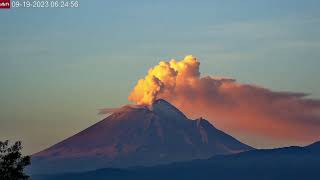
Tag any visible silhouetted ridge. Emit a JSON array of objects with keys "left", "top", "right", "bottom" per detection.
[
  {"left": 305, "top": 140, "right": 320, "bottom": 152},
  {"left": 33, "top": 140, "right": 320, "bottom": 180}
]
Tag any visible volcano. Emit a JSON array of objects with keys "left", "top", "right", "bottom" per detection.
[{"left": 30, "top": 99, "right": 252, "bottom": 174}]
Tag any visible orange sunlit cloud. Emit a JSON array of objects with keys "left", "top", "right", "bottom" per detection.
[{"left": 128, "top": 55, "right": 320, "bottom": 147}]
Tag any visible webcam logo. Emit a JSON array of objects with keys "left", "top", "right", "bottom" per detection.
[{"left": 0, "top": 0, "right": 10, "bottom": 8}]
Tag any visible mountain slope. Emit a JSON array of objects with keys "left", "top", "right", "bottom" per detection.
[
  {"left": 32, "top": 140, "right": 320, "bottom": 180},
  {"left": 30, "top": 99, "right": 252, "bottom": 174}
]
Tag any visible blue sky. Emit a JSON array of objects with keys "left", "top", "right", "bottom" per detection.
[{"left": 1, "top": 0, "right": 320, "bottom": 154}]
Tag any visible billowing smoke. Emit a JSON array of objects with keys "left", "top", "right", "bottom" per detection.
[
  {"left": 128, "top": 55, "right": 320, "bottom": 147},
  {"left": 129, "top": 55, "right": 200, "bottom": 105}
]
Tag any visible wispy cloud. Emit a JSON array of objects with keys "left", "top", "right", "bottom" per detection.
[{"left": 207, "top": 16, "right": 320, "bottom": 52}]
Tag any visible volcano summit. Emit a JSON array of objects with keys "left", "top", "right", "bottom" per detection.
[{"left": 30, "top": 99, "right": 252, "bottom": 174}]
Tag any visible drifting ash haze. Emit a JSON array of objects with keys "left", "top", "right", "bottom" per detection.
[{"left": 122, "top": 55, "right": 320, "bottom": 147}]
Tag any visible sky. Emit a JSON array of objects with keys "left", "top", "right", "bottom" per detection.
[{"left": 1, "top": 0, "right": 320, "bottom": 154}]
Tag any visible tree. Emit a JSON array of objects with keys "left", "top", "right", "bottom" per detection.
[{"left": 0, "top": 140, "right": 31, "bottom": 180}]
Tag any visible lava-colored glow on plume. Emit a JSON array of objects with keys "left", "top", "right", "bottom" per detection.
[
  {"left": 128, "top": 55, "right": 199, "bottom": 105},
  {"left": 128, "top": 55, "right": 320, "bottom": 147}
]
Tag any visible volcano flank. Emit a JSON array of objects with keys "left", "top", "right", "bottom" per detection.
[{"left": 30, "top": 99, "right": 252, "bottom": 174}]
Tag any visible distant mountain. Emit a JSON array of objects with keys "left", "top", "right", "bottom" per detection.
[
  {"left": 305, "top": 141, "right": 320, "bottom": 152},
  {"left": 30, "top": 99, "right": 252, "bottom": 174},
  {"left": 32, "top": 140, "right": 320, "bottom": 180}
]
